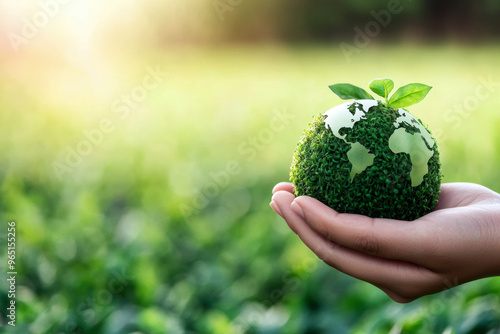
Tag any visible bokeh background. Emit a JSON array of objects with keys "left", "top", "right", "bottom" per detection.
[{"left": 1, "top": 0, "right": 500, "bottom": 333}]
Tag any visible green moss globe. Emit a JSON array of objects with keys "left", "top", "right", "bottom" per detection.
[{"left": 290, "top": 100, "right": 441, "bottom": 220}]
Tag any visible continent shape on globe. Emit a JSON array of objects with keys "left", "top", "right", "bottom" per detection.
[
  {"left": 389, "top": 109, "right": 435, "bottom": 186},
  {"left": 323, "top": 100, "right": 434, "bottom": 186}
]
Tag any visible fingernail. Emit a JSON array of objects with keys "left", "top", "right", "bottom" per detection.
[
  {"left": 270, "top": 201, "right": 283, "bottom": 217},
  {"left": 291, "top": 200, "right": 305, "bottom": 219}
]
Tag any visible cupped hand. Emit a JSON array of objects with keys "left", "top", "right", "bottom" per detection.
[{"left": 270, "top": 182, "right": 500, "bottom": 303}]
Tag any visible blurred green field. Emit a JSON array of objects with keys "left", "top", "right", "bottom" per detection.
[{"left": 1, "top": 44, "right": 500, "bottom": 333}]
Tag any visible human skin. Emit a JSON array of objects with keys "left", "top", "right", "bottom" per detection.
[{"left": 270, "top": 182, "right": 500, "bottom": 303}]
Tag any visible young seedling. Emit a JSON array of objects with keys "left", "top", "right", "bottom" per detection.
[{"left": 329, "top": 78, "right": 432, "bottom": 108}]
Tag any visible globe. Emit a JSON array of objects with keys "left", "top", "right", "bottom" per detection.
[{"left": 290, "top": 100, "right": 441, "bottom": 220}]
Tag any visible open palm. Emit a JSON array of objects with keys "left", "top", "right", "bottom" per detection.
[{"left": 271, "top": 182, "right": 500, "bottom": 303}]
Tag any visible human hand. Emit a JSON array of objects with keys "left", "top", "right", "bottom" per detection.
[{"left": 270, "top": 182, "right": 500, "bottom": 303}]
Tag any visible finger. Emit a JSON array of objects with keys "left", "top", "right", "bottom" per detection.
[
  {"left": 434, "top": 183, "right": 462, "bottom": 210},
  {"left": 272, "top": 191, "right": 438, "bottom": 295},
  {"left": 272, "top": 190, "right": 301, "bottom": 234},
  {"left": 272, "top": 182, "right": 294, "bottom": 195},
  {"left": 291, "top": 196, "right": 434, "bottom": 266},
  {"left": 435, "top": 183, "right": 500, "bottom": 210},
  {"left": 434, "top": 183, "right": 478, "bottom": 210}
]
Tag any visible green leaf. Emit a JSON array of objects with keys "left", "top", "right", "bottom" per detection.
[
  {"left": 329, "top": 83, "right": 374, "bottom": 100},
  {"left": 369, "top": 78, "right": 394, "bottom": 100},
  {"left": 388, "top": 83, "right": 432, "bottom": 108}
]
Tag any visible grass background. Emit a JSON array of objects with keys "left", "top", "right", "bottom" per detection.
[{"left": 1, "top": 43, "right": 500, "bottom": 333}]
